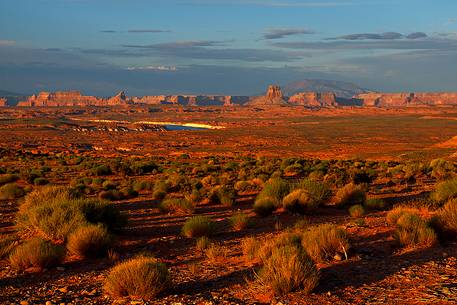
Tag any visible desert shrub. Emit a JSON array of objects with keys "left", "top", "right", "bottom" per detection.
[
  {"left": 17, "top": 187, "right": 125, "bottom": 241},
  {"left": 297, "top": 179, "right": 331, "bottom": 206},
  {"left": 253, "top": 196, "right": 276, "bottom": 217},
  {"left": 186, "top": 188, "right": 202, "bottom": 205},
  {"left": 91, "top": 164, "right": 112, "bottom": 176},
  {"left": 394, "top": 213, "right": 437, "bottom": 248},
  {"left": 195, "top": 236, "right": 211, "bottom": 252},
  {"left": 348, "top": 204, "right": 365, "bottom": 218},
  {"left": 9, "top": 238, "right": 64, "bottom": 271},
  {"left": 182, "top": 216, "right": 215, "bottom": 238},
  {"left": 153, "top": 181, "right": 168, "bottom": 200},
  {"left": 0, "top": 235, "right": 19, "bottom": 259},
  {"left": 104, "top": 256, "right": 171, "bottom": 300},
  {"left": 432, "top": 199, "right": 457, "bottom": 235},
  {"left": 0, "top": 174, "right": 19, "bottom": 186},
  {"left": 33, "top": 177, "right": 49, "bottom": 186},
  {"left": 364, "top": 198, "right": 387, "bottom": 211},
  {"left": 386, "top": 206, "right": 421, "bottom": 225},
  {"left": 241, "top": 236, "right": 261, "bottom": 260},
  {"left": 234, "top": 180, "right": 251, "bottom": 193},
  {"left": 119, "top": 187, "right": 138, "bottom": 199},
  {"left": 159, "top": 198, "right": 194, "bottom": 215},
  {"left": 208, "top": 185, "right": 235, "bottom": 206},
  {"left": 257, "top": 244, "right": 319, "bottom": 296},
  {"left": 257, "top": 178, "right": 290, "bottom": 206},
  {"left": 258, "top": 232, "right": 302, "bottom": 262},
  {"left": 301, "top": 223, "right": 350, "bottom": 263},
  {"left": 132, "top": 180, "right": 153, "bottom": 192},
  {"left": 0, "top": 183, "right": 25, "bottom": 200},
  {"left": 99, "top": 190, "right": 121, "bottom": 201},
  {"left": 229, "top": 212, "right": 251, "bottom": 231},
  {"left": 430, "top": 178, "right": 457, "bottom": 204},
  {"left": 130, "top": 161, "right": 157, "bottom": 175},
  {"left": 282, "top": 189, "right": 317, "bottom": 214},
  {"left": 67, "top": 224, "right": 112, "bottom": 259},
  {"left": 102, "top": 180, "right": 118, "bottom": 190},
  {"left": 335, "top": 183, "right": 366, "bottom": 208},
  {"left": 205, "top": 243, "right": 228, "bottom": 262}
]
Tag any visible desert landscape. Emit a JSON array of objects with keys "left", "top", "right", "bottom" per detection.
[{"left": 1, "top": 0, "right": 457, "bottom": 304}]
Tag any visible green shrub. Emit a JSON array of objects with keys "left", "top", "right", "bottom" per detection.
[
  {"left": 257, "top": 178, "right": 290, "bottom": 206},
  {"left": 153, "top": 181, "right": 168, "bottom": 200},
  {"left": 33, "top": 177, "right": 49, "bottom": 186},
  {"left": 17, "top": 187, "right": 126, "bottom": 241},
  {"left": 91, "top": 164, "right": 112, "bottom": 176},
  {"left": 364, "top": 198, "right": 387, "bottom": 211},
  {"left": 119, "top": 187, "right": 138, "bottom": 199},
  {"left": 257, "top": 244, "right": 319, "bottom": 296},
  {"left": 282, "top": 189, "right": 317, "bottom": 214},
  {"left": 431, "top": 178, "right": 457, "bottom": 204},
  {"left": 9, "top": 238, "right": 64, "bottom": 271},
  {"left": 159, "top": 198, "right": 194, "bottom": 215},
  {"left": 335, "top": 183, "right": 366, "bottom": 208},
  {"left": 229, "top": 212, "right": 251, "bottom": 231},
  {"left": 432, "top": 199, "right": 457, "bottom": 234},
  {"left": 132, "top": 180, "right": 153, "bottom": 192},
  {"left": 0, "top": 183, "right": 25, "bottom": 200},
  {"left": 348, "top": 204, "right": 365, "bottom": 218},
  {"left": 0, "top": 174, "right": 19, "bottom": 186},
  {"left": 298, "top": 179, "right": 331, "bottom": 206},
  {"left": 104, "top": 256, "right": 171, "bottom": 300},
  {"left": 301, "top": 223, "right": 350, "bottom": 263},
  {"left": 67, "top": 224, "right": 112, "bottom": 259},
  {"left": 182, "top": 216, "right": 215, "bottom": 238},
  {"left": 99, "top": 190, "right": 121, "bottom": 201},
  {"left": 394, "top": 213, "right": 437, "bottom": 248},
  {"left": 386, "top": 206, "right": 421, "bottom": 226},
  {"left": 208, "top": 186, "right": 235, "bottom": 206},
  {"left": 253, "top": 196, "right": 276, "bottom": 217}
]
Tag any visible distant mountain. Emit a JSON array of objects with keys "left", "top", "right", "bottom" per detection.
[
  {"left": 0, "top": 90, "right": 28, "bottom": 106},
  {"left": 282, "top": 79, "right": 371, "bottom": 99}
]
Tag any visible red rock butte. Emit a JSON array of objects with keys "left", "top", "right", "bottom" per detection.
[{"left": 6, "top": 85, "right": 457, "bottom": 107}]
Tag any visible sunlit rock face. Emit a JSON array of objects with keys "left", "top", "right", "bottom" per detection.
[{"left": 288, "top": 92, "right": 337, "bottom": 106}]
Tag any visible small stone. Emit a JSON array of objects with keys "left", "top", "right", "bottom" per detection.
[
  {"left": 46, "top": 302, "right": 52, "bottom": 305},
  {"left": 20, "top": 301, "right": 28, "bottom": 305},
  {"left": 58, "top": 287, "right": 68, "bottom": 293},
  {"left": 334, "top": 253, "right": 343, "bottom": 261},
  {"left": 56, "top": 267, "right": 65, "bottom": 271}
]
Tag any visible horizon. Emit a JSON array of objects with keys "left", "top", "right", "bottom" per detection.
[{"left": 1, "top": 0, "right": 457, "bottom": 96}]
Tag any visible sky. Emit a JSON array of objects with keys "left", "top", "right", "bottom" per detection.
[{"left": 1, "top": 0, "right": 457, "bottom": 96}]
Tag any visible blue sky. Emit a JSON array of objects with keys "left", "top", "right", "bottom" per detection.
[{"left": 1, "top": 0, "right": 457, "bottom": 95}]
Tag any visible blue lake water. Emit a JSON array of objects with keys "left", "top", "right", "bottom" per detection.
[{"left": 164, "top": 124, "right": 208, "bottom": 131}]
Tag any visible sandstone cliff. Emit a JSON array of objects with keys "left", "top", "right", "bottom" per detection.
[
  {"left": 247, "top": 85, "right": 289, "bottom": 106},
  {"left": 0, "top": 98, "right": 7, "bottom": 107},
  {"left": 288, "top": 92, "right": 337, "bottom": 106},
  {"left": 355, "top": 93, "right": 457, "bottom": 106}
]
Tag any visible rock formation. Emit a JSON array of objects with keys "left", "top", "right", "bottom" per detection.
[
  {"left": 0, "top": 98, "right": 7, "bottom": 107},
  {"left": 247, "top": 85, "right": 289, "bottom": 106},
  {"left": 288, "top": 92, "right": 337, "bottom": 107},
  {"left": 355, "top": 93, "right": 457, "bottom": 106}
]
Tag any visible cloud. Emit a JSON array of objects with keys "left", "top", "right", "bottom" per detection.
[
  {"left": 0, "top": 40, "right": 16, "bottom": 46},
  {"left": 100, "top": 30, "right": 117, "bottom": 33},
  {"left": 406, "top": 32, "right": 428, "bottom": 39},
  {"left": 331, "top": 32, "right": 403, "bottom": 40},
  {"left": 122, "top": 40, "right": 226, "bottom": 49},
  {"left": 128, "top": 29, "right": 171, "bottom": 33},
  {"left": 263, "top": 28, "right": 315, "bottom": 39},
  {"left": 126, "top": 65, "right": 178, "bottom": 71}
]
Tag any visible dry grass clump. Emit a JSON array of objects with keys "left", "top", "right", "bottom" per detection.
[
  {"left": 301, "top": 223, "right": 350, "bottom": 263},
  {"left": 9, "top": 238, "right": 64, "bottom": 271},
  {"left": 348, "top": 204, "right": 365, "bottom": 218},
  {"left": 181, "top": 216, "right": 215, "bottom": 238},
  {"left": 0, "top": 174, "right": 19, "bottom": 186},
  {"left": 364, "top": 198, "right": 387, "bottom": 211},
  {"left": 67, "top": 224, "right": 112, "bottom": 259},
  {"left": 241, "top": 236, "right": 262, "bottom": 261},
  {"left": 257, "top": 178, "right": 290, "bottom": 206},
  {"left": 335, "top": 183, "right": 366, "bottom": 208},
  {"left": 431, "top": 199, "right": 457, "bottom": 235},
  {"left": 257, "top": 243, "right": 319, "bottom": 296},
  {"left": 205, "top": 243, "right": 229, "bottom": 262},
  {"left": 153, "top": 181, "right": 168, "bottom": 200},
  {"left": 386, "top": 206, "right": 421, "bottom": 225},
  {"left": 253, "top": 197, "right": 276, "bottom": 217},
  {"left": 297, "top": 179, "right": 331, "bottom": 206},
  {"left": 229, "top": 212, "right": 251, "bottom": 231},
  {"left": 195, "top": 236, "right": 211, "bottom": 252},
  {"left": 282, "top": 189, "right": 317, "bottom": 214},
  {"left": 394, "top": 213, "right": 437, "bottom": 248},
  {"left": 0, "top": 183, "right": 25, "bottom": 200},
  {"left": 0, "top": 235, "right": 20, "bottom": 259},
  {"left": 159, "top": 198, "right": 195, "bottom": 215},
  {"left": 104, "top": 256, "right": 171, "bottom": 300},
  {"left": 430, "top": 178, "right": 457, "bottom": 204}
]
